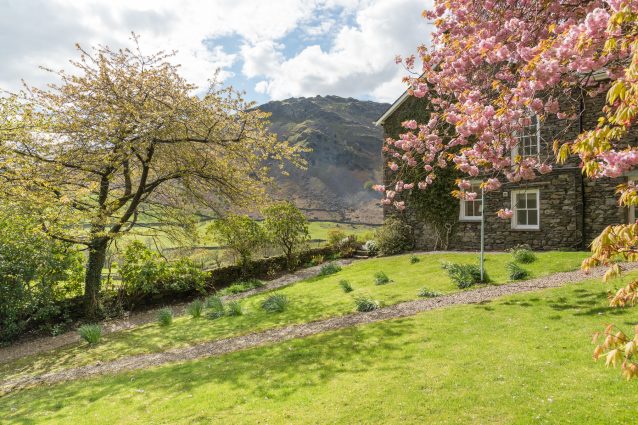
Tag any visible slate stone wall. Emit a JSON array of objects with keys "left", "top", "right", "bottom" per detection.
[{"left": 381, "top": 90, "right": 632, "bottom": 251}]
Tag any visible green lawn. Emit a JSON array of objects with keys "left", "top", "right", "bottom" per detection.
[
  {"left": 0, "top": 251, "right": 587, "bottom": 384},
  {"left": 2, "top": 274, "right": 637, "bottom": 424}
]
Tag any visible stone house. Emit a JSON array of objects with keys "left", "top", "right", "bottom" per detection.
[{"left": 375, "top": 86, "right": 638, "bottom": 251}]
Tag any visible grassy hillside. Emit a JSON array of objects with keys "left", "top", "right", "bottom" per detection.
[
  {"left": 0, "top": 251, "right": 588, "bottom": 384},
  {"left": 2, "top": 272, "right": 636, "bottom": 424}
]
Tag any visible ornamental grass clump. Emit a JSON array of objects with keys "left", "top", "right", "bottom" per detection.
[
  {"left": 418, "top": 288, "right": 442, "bottom": 298},
  {"left": 78, "top": 324, "right": 102, "bottom": 345},
  {"left": 157, "top": 308, "right": 173, "bottom": 326},
  {"left": 225, "top": 300, "right": 243, "bottom": 316},
  {"left": 511, "top": 245, "right": 536, "bottom": 264},
  {"left": 374, "top": 271, "right": 391, "bottom": 285},
  {"left": 339, "top": 279, "right": 353, "bottom": 293},
  {"left": 507, "top": 262, "right": 529, "bottom": 281},
  {"left": 354, "top": 297, "right": 379, "bottom": 312},
  {"left": 205, "top": 296, "right": 225, "bottom": 319},
  {"left": 187, "top": 299, "right": 204, "bottom": 318},
  {"left": 318, "top": 262, "right": 342, "bottom": 277},
  {"left": 441, "top": 261, "right": 484, "bottom": 289},
  {"left": 261, "top": 294, "right": 290, "bottom": 313}
]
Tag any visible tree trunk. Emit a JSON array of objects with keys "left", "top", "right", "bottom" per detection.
[{"left": 84, "top": 238, "right": 108, "bottom": 320}]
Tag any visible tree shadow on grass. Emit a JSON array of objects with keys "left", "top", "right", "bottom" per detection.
[{"left": 1, "top": 318, "right": 420, "bottom": 424}]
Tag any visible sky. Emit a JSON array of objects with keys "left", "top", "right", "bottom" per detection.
[{"left": 0, "top": 0, "right": 432, "bottom": 105}]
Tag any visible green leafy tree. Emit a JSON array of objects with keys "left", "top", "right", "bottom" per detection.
[
  {"left": 0, "top": 37, "right": 303, "bottom": 319},
  {"left": 208, "top": 214, "right": 266, "bottom": 268},
  {"left": 262, "top": 202, "right": 310, "bottom": 269},
  {"left": 0, "top": 204, "right": 83, "bottom": 343}
]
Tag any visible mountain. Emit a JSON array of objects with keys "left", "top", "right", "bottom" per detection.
[{"left": 259, "top": 95, "right": 389, "bottom": 224}]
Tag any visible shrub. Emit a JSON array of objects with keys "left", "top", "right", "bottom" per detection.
[
  {"left": 310, "top": 254, "right": 325, "bottom": 266},
  {"left": 187, "top": 299, "right": 204, "bottom": 318},
  {"left": 0, "top": 208, "right": 84, "bottom": 344},
  {"left": 441, "top": 262, "right": 484, "bottom": 289},
  {"left": 374, "top": 217, "right": 413, "bottom": 256},
  {"left": 327, "top": 229, "right": 347, "bottom": 248},
  {"left": 157, "top": 308, "right": 173, "bottom": 326},
  {"left": 261, "top": 294, "right": 290, "bottom": 313},
  {"left": 511, "top": 245, "right": 536, "bottom": 264},
  {"left": 507, "top": 262, "right": 529, "bottom": 280},
  {"left": 205, "top": 296, "right": 225, "bottom": 319},
  {"left": 217, "top": 279, "right": 264, "bottom": 296},
  {"left": 339, "top": 280, "right": 353, "bottom": 293},
  {"left": 120, "top": 242, "right": 206, "bottom": 300},
  {"left": 418, "top": 288, "right": 442, "bottom": 298},
  {"left": 208, "top": 214, "right": 266, "bottom": 268},
  {"left": 262, "top": 202, "right": 310, "bottom": 270},
  {"left": 362, "top": 240, "right": 379, "bottom": 256},
  {"left": 78, "top": 324, "right": 102, "bottom": 345},
  {"left": 226, "top": 301, "right": 243, "bottom": 316},
  {"left": 354, "top": 297, "right": 379, "bottom": 312},
  {"left": 336, "top": 235, "right": 360, "bottom": 258},
  {"left": 318, "top": 262, "right": 342, "bottom": 276},
  {"left": 410, "top": 254, "right": 420, "bottom": 264},
  {"left": 374, "top": 271, "right": 391, "bottom": 285}
]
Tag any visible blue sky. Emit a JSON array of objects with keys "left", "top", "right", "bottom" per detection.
[{"left": 0, "top": 0, "right": 432, "bottom": 104}]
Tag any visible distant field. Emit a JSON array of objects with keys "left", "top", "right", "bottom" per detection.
[{"left": 112, "top": 220, "right": 378, "bottom": 269}]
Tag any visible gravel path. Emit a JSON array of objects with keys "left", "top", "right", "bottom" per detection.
[
  {"left": 0, "top": 259, "right": 354, "bottom": 365},
  {"left": 1, "top": 264, "right": 628, "bottom": 395}
]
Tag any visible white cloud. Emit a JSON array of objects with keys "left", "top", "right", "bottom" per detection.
[
  {"left": 250, "top": 0, "right": 432, "bottom": 102},
  {"left": 0, "top": 0, "right": 432, "bottom": 103}
]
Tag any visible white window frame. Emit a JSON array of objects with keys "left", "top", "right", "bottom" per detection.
[
  {"left": 512, "top": 114, "right": 541, "bottom": 160},
  {"left": 629, "top": 178, "right": 638, "bottom": 223},
  {"left": 459, "top": 181, "right": 483, "bottom": 222},
  {"left": 511, "top": 189, "right": 540, "bottom": 230}
]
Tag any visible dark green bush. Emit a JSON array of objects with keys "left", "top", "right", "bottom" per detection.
[
  {"left": 157, "top": 308, "right": 173, "bottom": 326},
  {"left": 187, "top": 299, "right": 204, "bottom": 318},
  {"left": 261, "top": 294, "right": 290, "bottom": 313},
  {"left": 441, "top": 262, "right": 484, "bottom": 289},
  {"left": 78, "top": 324, "right": 102, "bottom": 345},
  {"left": 511, "top": 245, "right": 536, "bottom": 264},
  {"left": 418, "top": 288, "right": 442, "bottom": 298},
  {"left": 507, "top": 262, "right": 529, "bottom": 281},
  {"left": 354, "top": 297, "right": 379, "bottom": 312},
  {"left": 0, "top": 210, "right": 84, "bottom": 344},
  {"left": 318, "top": 262, "right": 342, "bottom": 277},
  {"left": 374, "top": 271, "right": 391, "bottom": 285},
  {"left": 339, "top": 280, "right": 353, "bottom": 293},
  {"left": 120, "top": 242, "right": 206, "bottom": 300},
  {"left": 374, "top": 217, "right": 413, "bottom": 256},
  {"left": 410, "top": 254, "right": 420, "bottom": 264},
  {"left": 225, "top": 301, "right": 243, "bottom": 316}
]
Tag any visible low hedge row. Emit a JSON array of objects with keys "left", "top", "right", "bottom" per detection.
[{"left": 8, "top": 247, "right": 336, "bottom": 344}]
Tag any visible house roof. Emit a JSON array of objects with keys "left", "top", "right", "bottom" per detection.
[{"left": 374, "top": 90, "right": 411, "bottom": 127}]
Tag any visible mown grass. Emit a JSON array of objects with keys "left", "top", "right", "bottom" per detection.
[
  {"left": 0, "top": 251, "right": 588, "bottom": 384},
  {"left": 1, "top": 275, "right": 637, "bottom": 424}
]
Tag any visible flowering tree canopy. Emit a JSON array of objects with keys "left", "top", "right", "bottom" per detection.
[{"left": 381, "top": 0, "right": 638, "bottom": 378}]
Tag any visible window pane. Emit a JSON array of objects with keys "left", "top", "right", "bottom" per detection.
[
  {"left": 516, "top": 193, "right": 526, "bottom": 208},
  {"left": 526, "top": 193, "right": 537, "bottom": 209},
  {"left": 465, "top": 201, "right": 473, "bottom": 216},
  {"left": 633, "top": 207, "right": 638, "bottom": 222},
  {"left": 528, "top": 210, "right": 538, "bottom": 225},
  {"left": 517, "top": 210, "right": 528, "bottom": 226}
]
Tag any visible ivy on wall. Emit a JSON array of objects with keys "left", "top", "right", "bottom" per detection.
[{"left": 382, "top": 95, "right": 460, "bottom": 249}]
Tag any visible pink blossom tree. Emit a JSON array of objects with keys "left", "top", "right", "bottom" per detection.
[{"left": 382, "top": 0, "right": 638, "bottom": 378}]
